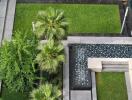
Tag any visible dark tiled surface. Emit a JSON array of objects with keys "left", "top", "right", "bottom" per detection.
[{"left": 69, "top": 44, "right": 132, "bottom": 90}]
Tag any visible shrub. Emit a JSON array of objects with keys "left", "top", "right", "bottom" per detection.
[
  {"left": 0, "top": 31, "right": 38, "bottom": 92},
  {"left": 36, "top": 39, "right": 64, "bottom": 73},
  {"left": 34, "top": 7, "right": 69, "bottom": 40},
  {"left": 30, "top": 83, "right": 61, "bottom": 100}
]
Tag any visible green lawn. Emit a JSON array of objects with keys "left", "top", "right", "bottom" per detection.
[
  {"left": 14, "top": 4, "right": 121, "bottom": 35},
  {"left": 96, "top": 72, "right": 128, "bottom": 100}
]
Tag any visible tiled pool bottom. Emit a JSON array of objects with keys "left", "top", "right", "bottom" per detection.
[{"left": 69, "top": 44, "right": 132, "bottom": 90}]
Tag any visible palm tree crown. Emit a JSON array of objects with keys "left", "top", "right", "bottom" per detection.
[
  {"left": 31, "top": 83, "right": 61, "bottom": 100},
  {"left": 34, "top": 7, "right": 68, "bottom": 40},
  {"left": 36, "top": 39, "right": 64, "bottom": 73}
]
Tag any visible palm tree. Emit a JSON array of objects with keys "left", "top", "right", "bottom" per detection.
[
  {"left": 30, "top": 83, "right": 61, "bottom": 100},
  {"left": 36, "top": 39, "right": 64, "bottom": 74},
  {"left": 34, "top": 7, "right": 68, "bottom": 40}
]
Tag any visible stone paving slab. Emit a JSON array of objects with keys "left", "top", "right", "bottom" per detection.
[
  {"left": 0, "top": 0, "right": 8, "bottom": 45},
  {"left": 3, "top": 0, "right": 16, "bottom": 41},
  {"left": 0, "top": 0, "right": 8, "bottom": 18},
  {"left": 70, "top": 90, "right": 91, "bottom": 100}
]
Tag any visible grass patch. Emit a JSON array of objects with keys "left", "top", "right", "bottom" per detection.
[
  {"left": 14, "top": 4, "right": 121, "bottom": 35},
  {"left": 96, "top": 72, "right": 128, "bottom": 100},
  {"left": 0, "top": 87, "right": 28, "bottom": 100}
]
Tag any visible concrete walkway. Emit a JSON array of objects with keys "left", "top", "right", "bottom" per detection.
[
  {"left": 3, "top": 0, "right": 16, "bottom": 41},
  {"left": 0, "top": 0, "right": 16, "bottom": 44},
  {"left": 0, "top": 0, "right": 8, "bottom": 45}
]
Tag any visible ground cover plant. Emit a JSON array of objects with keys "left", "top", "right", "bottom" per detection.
[
  {"left": 14, "top": 4, "right": 121, "bottom": 35},
  {"left": 96, "top": 72, "right": 128, "bottom": 100},
  {"left": 0, "top": 31, "right": 38, "bottom": 92}
]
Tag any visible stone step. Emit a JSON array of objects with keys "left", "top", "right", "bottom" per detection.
[
  {"left": 102, "top": 64, "right": 129, "bottom": 72},
  {"left": 3, "top": 0, "right": 16, "bottom": 41},
  {"left": 70, "top": 90, "right": 92, "bottom": 100}
]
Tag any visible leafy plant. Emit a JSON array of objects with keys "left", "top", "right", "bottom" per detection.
[
  {"left": 30, "top": 83, "right": 61, "bottom": 100},
  {"left": 0, "top": 31, "right": 38, "bottom": 92},
  {"left": 36, "top": 39, "right": 64, "bottom": 73},
  {"left": 34, "top": 7, "right": 69, "bottom": 40}
]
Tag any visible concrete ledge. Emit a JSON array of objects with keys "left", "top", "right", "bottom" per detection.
[
  {"left": 129, "top": 70, "right": 132, "bottom": 91},
  {"left": 68, "top": 36, "right": 132, "bottom": 44},
  {"left": 91, "top": 72, "right": 97, "bottom": 100},
  {"left": 63, "top": 44, "right": 69, "bottom": 100},
  {"left": 125, "top": 72, "right": 132, "bottom": 100},
  {"left": 88, "top": 58, "right": 132, "bottom": 100},
  {"left": 88, "top": 58, "right": 131, "bottom": 72},
  {"left": 88, "top": 58, "right": 102, "bottom": 72},
  {"left": 70, "top": 90, "right": 91, "bottom": 100}
]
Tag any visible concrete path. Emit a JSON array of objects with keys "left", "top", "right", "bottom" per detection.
[
  {"left": 0, "top": 0, "right": 8, "bottom": 45},
  {"left": 3, "top": 0, "right": 16, "bottom": 41},
  {"left": 0, "top": 0, "right": 16, "bottom": 43}
]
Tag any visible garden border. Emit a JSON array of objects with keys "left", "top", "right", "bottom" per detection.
[{"left": 16, "top": 0, "right": 119, "bottom": 4}]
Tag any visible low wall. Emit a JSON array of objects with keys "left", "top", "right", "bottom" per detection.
[{"left": 16, "top": 0, "right": 119, "bottom": 4}]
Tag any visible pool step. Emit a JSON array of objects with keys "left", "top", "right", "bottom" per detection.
[{"left": 102, "top": 64, "right": 129, "bottom": 72}]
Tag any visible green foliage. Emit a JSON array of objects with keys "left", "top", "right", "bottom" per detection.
[
  {"left": 0, "top": 31, "right": 38, "bottom": 92},
  {"left": 30, "top": 83, "right": 61, "bottom": 100},
  {"left": 36, "top": 39, "right": 64, "bottom": 73},
  {"left": 34, "top": 7, "right": 68, "bottom": 40}
]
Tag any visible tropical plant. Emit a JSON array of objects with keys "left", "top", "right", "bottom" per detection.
[
  {"left": 36, "top": 39, "right": 64, "bottom": 73},
  {"left": 34, "top": 7, "right": 68, "bottom": 40},
  {"left": 0, "top": 31, "right": 38, "bottom": 92},
  {"left": 30, "top": 83, "right": 61, "bottom": 100}
]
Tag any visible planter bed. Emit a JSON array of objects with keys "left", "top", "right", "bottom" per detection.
[
  {"left": 14, "top": 4, "right": 121, "bottom": 35},
  {"left": 96, "top": 72, "right": 128, "bottom": 100}
]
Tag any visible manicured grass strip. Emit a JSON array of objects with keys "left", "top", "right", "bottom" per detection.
[
  {"left": 96, "top": 72, "right": 128, "bottom": 100},
  {"left": 0, "top": 87, "right": 28, "bottom": 100},
  {"left": 14, "top": 4, "right": 121, "bottom": 35}
]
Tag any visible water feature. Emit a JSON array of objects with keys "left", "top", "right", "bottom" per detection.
[{"left": 69, "top": 44, "right": 132, "bottom": 90}]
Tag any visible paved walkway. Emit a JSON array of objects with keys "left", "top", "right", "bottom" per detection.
[
  {"left": 0, "top": 0, "right": 16, "bottom": 45},
  {"left": 3, "top": 0, "right": 16, "bottom": 41},
  {"left": 0, "top": 0, "right": 8, "bottom": 45}
]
